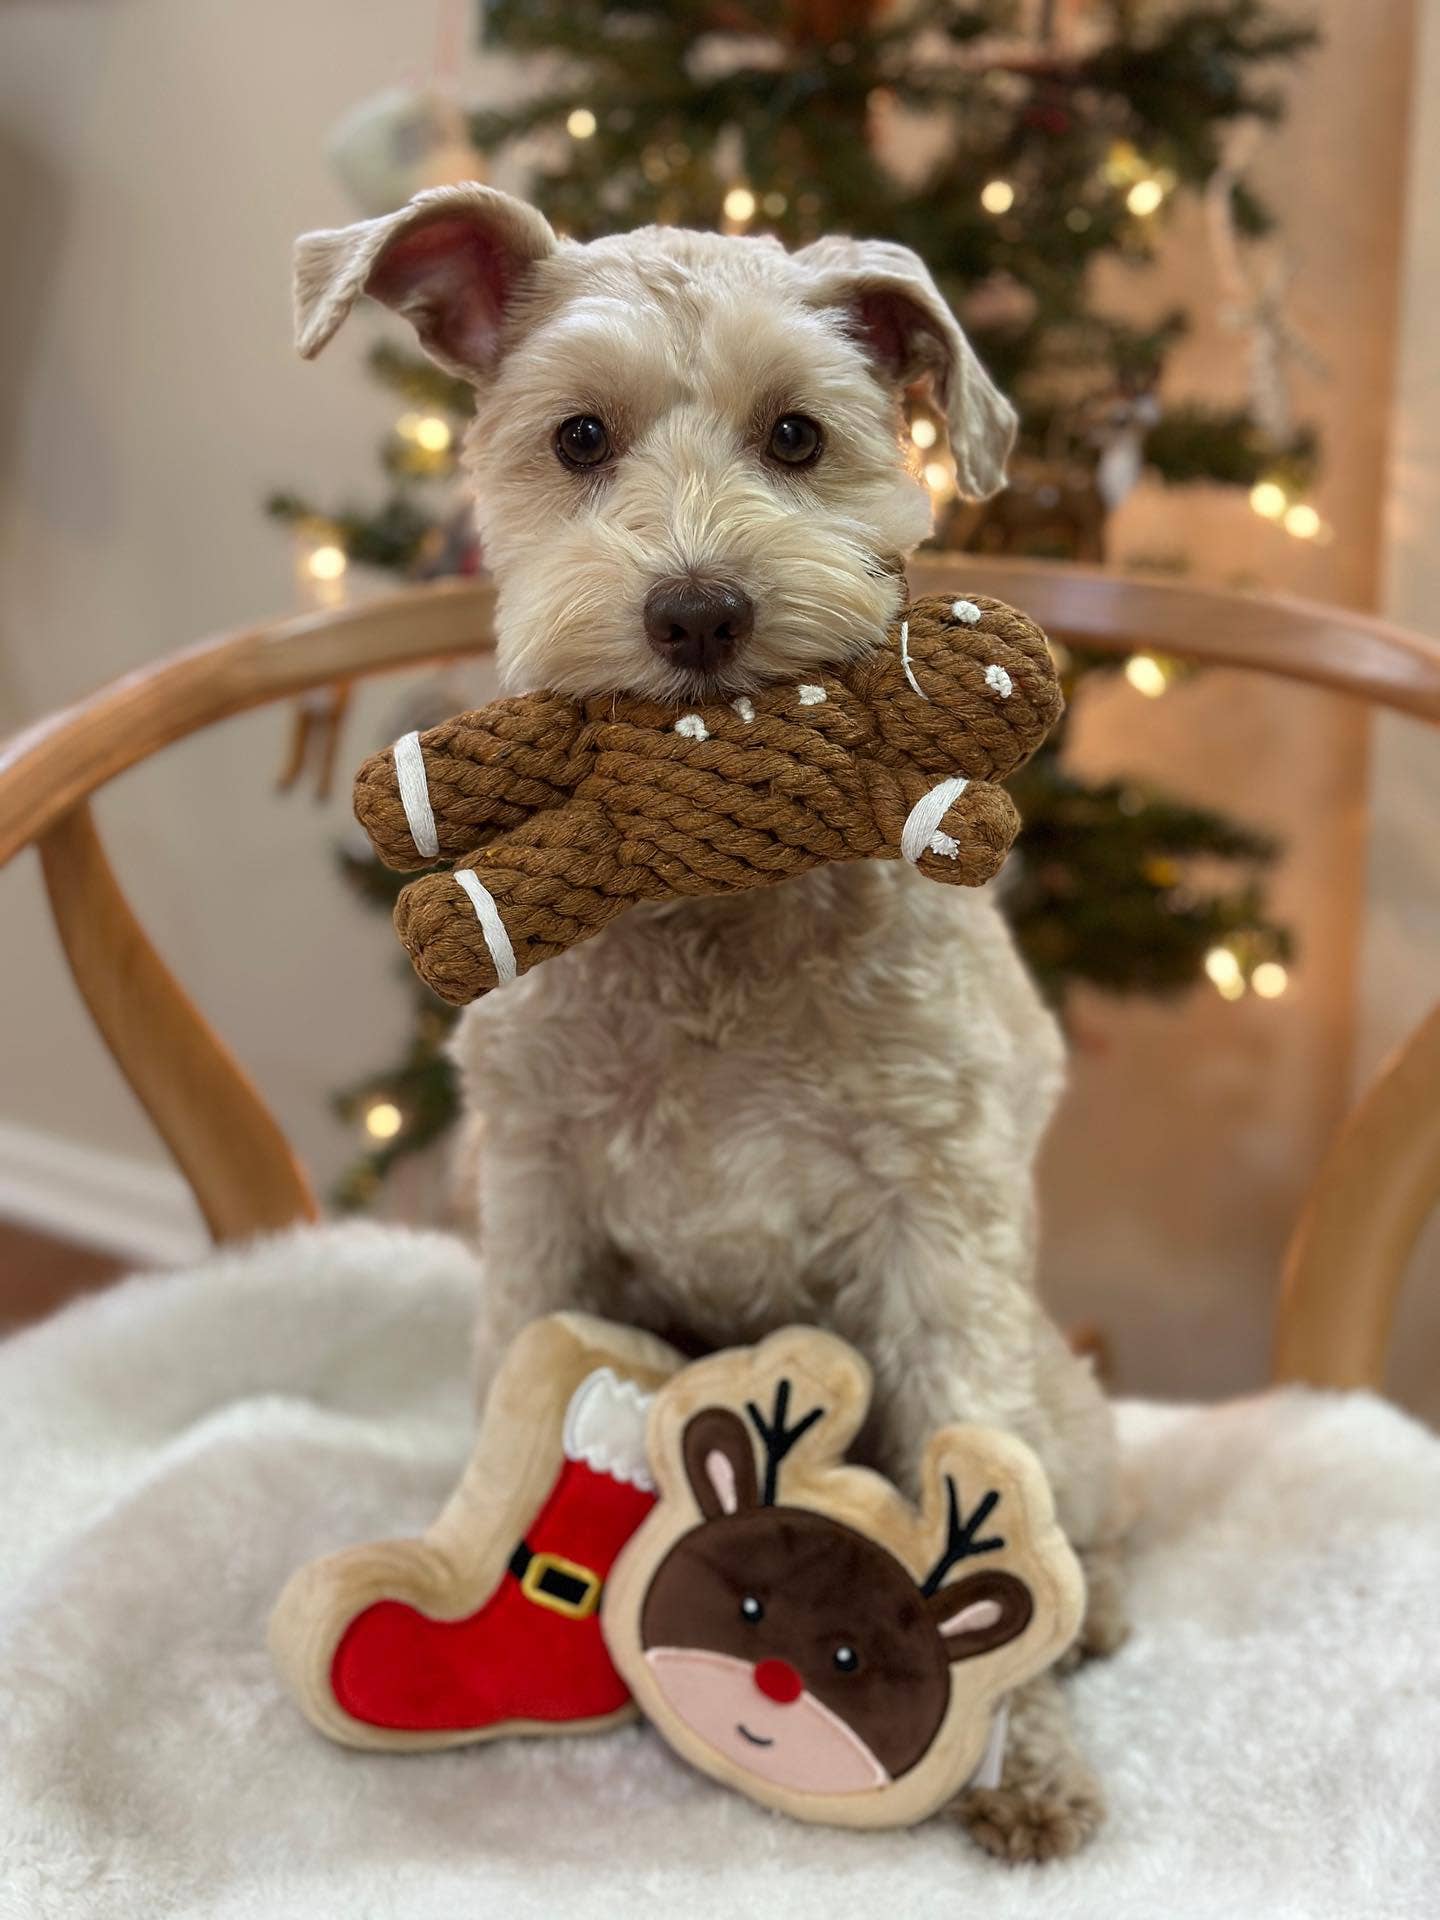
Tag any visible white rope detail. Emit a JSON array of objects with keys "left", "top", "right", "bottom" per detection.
[
  {"left": 453, "top": 869, "right": 518, "bottom": 986},
  {"left": 901, "top": 776, "right": 969, "bottom": 864},
  {"left": 899, "top": 617, "right": 928, "bottom": 701},
  {"left": 393, "top": 731, "right": 439, "bottom": 860}
]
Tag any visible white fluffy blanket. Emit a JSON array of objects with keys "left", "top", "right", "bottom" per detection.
[{"left": 1, "top": 1223, "right": 1436, "bottom": 1919}]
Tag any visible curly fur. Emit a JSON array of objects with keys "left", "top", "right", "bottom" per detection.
[{"left": 294, "top": 185, "right": 1127, "bottom": 1859}]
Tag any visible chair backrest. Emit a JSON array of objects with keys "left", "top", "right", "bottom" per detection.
[{"left": 2, "top": 559, "right": 1438, "bottom": 1391}]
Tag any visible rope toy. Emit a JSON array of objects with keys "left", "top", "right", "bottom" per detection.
[{"left": 353, "top": 593, "right": 1062, "bottom": 1005}]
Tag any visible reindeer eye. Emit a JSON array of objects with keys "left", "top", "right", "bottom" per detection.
[
  {"left": 740, "top": 1595, "right": 764, "bottom": 1624},
  {"left": 768, "top": 413, "right": 823, "bottom": 467},
  {"left": 554, "top": 414, "right": 612, "bottom": 470},
  {"left": 832, "top": 1645, "right": 859, "bottom": 1674}
]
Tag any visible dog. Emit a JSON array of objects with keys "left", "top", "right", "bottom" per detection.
[{"left": 295, "top": 183, "right": 1128, "bottom": 1862}]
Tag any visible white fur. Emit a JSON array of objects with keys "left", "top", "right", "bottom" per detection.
[{"left": 0, "top": 1229, "right": 1435, "bottom": 1915}]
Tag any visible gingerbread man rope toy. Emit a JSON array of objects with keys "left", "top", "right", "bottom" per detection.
[{"left": 354, "top": 593, "right": 1063, "bottom": 1006}]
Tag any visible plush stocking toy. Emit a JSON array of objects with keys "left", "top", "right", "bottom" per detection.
[{"left": 269, "top": 1314, "right": 680, "bottom": 1749}]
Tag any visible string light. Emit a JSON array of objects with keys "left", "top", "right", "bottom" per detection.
[
  {"left": 1204, "top": 945, "right": 1244, "bottom": 995},
  {"left": 566, "top": 108, "right": 597, "bottom": 139},
  {"left": 1252, "top": 961, "right": 1289, "bottom": 998},
  {"left": 1249, "top": 480, "right": 1288, "bottom": 520},
  {"left": 980, "top": 179, "right": 1015, "bottom": 215},
  {"left": 910, "top": 417, "right": 938, "bottom": 450},
  {"left": 922, "top": 459, "right": 954, "bottom": 496},
  {"left": 761, "top": 191, "right": 788, "bottom": 217},
  {"left": 363, "top": 1099, "right": 403, "bottom": 1141},
  {"left": 1066, "top": 207, "right": 1092, "bottom": 232},
  {"left": 306, "top": 543, "right": 347, "bottom": 583},
  {"left": 1126, "top": 177, "right": 1165, "bottom": 217},
  {"left": 1283, "top": 503, "right": 1321, "bottom": 540},
  {"left": 1124, "top": 653, "right": 1168, "bottom": 698},
  {"left": 396, "top": 412, "right": 453, "bottom": 453},
  {"left": 723, "top": 186, "right": 757, "bottom": 224}
]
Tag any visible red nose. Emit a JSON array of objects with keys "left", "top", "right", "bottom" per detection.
[{"left": 753, "top": 1658, "right": 804, "bottom": 1704}]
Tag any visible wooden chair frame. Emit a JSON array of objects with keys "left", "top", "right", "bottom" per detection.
[{"left": 2, "top": 557, "right": 1438, "bottom": 1391}]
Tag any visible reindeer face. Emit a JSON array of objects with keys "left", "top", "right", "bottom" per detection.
[
  {"left": 637, "top": 1405, "right": 1033, "bottom": 1795},
  {"left": 602, "top": 1332, "right": 1085, "bottom": 1829}
]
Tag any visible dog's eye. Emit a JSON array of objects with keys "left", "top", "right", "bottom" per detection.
[
  {"left": 555, "top": 415, "right": 612, "bottom": 470},
  {"left": 832, "top": 1644, "right": 859, "bottom": 1674},
  {"left": 740, "top": 1595, "right": 764, "bottom": 1624},
  {"left": 768, "top": 413, "right": 823, "bottom": 467}
]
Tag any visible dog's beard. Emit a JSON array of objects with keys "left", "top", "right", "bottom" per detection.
[{"left": 483, "top": 473, "right": 930, "bottom": 700}]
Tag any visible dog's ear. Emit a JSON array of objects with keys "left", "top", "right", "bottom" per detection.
[
  {"left": 798, "top": 237, "right": 1016, "bottom": 501},
  {"left": 293, "top": 182, "right": 557, "bottom": 381}
]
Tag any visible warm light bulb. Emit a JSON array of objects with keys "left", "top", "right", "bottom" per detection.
[
  {"left": 1250, "top": 480, "right": 1288, "bottom": 520},
  {"left": 923, "top": 459, "right": 954, "bottom": 495},
  {"left": 1126, "top": 177, "right": 1165, "bottom": 217},
  {"left": 566, "top": 108, "right": 597, "bottom": 139},
  {"left": 1283, "top": 503, "right": 1321, "bottom": 540},
  {"left": 723, "top": 186, "right": 757, "bottom": 223},
  {"left": 1204, "top": 945, "right": 1243, "bottom": 991},
  {"left": 306, "top": 543, "right": 347, "bottom": 582},
  {"left": 1216, "top": 973, "right": 1247, "bottom": 1001},
  {"left": 980, "top": 179, "right": 1015, "bottom": 215},
  {"left": 412, "top": 414, "right": 452, "bottom": 453},
  {"left": 1124, "top": 653, "right": 1167, "bottom": 698},
  {"left": 761, "top": 191, "right": 788, "bottom": 217},
  {"left": 910, "top": 417, "right": 938, "bottom": 450},
  {"left": 364, "top": 1099, "right": 403, "bottom": 1141},
  {"left": 1252, "top": 961, "right": 1289, "bottom": 999}
]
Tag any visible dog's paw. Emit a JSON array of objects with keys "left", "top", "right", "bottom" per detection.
[{"left": 954, "top": 1776, "right": 1106, "bottom": 1864}]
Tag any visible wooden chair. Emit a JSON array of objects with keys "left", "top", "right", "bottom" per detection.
[{"left": 2, "top": 557, "right": 1437, "bottom": 1393}]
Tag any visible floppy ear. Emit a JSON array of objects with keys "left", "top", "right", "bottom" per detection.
[
  {"left": 293, "top": 181, "right": 557, "bottom": 380},
  {"left": 798, "top": 237, "right": 1016, "bottom": 500},
  {"left": 681, "top": 1408, "right": 760, "bottom": 1521},
  {"left": 927, "top": 1569, "right": 1034, "bottom": 1663}
]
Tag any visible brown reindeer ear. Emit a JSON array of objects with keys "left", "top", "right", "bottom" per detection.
[
  {"left": 928, "top": 1569, "right": 1034, "bottom": 1663},
  {"left": 680, "top": 1408, "right": 759, "bottom": 1520}
]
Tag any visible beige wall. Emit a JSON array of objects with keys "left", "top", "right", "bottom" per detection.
[
  {"left": 0, "top": 1, "right": 1434, "bottom": 1412},
  {"left": 0, "top": 1, "right": 511, "bottom": 1235},
  {"left": 1036, "top": 0, "right": 1420, "bottom": 1407},
  {"left": 1369, "top": 0, "right": 1440, "bottom": 1422}
]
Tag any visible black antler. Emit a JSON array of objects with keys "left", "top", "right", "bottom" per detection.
[
  {"left": 919, "top": 1477, "right": 1006, "bottom": 1595},
  {"left": 744, "top": 1378, "right": 824, "bottom": 1506}
]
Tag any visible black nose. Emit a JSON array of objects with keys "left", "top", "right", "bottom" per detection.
[{"left": 644, "top": 578, "right": 755, "bottom": 675}]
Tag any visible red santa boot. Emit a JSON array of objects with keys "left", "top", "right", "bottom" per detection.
[{"left": 269, "top": 1314, "right": 680, "bottom": 1750}]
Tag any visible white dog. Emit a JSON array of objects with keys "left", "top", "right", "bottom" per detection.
[{"left": 296, "top": 184, "right": 1127, "bottom": 1861}]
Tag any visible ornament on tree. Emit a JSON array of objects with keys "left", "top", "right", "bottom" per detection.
[{"left": 328, "top": 84, "right": 485, "bottom": 218}]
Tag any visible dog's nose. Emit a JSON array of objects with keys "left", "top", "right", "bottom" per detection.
[
  {"left": 753, "top": 1658, "right": 804, "bottom": 1705},
  {"left": 644, "top": 578, "right": 754, "bottom": 675}
]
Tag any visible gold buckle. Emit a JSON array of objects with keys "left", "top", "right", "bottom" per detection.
[{"left": 519, "top": 1550, "right": 603, "bottom": 1620}]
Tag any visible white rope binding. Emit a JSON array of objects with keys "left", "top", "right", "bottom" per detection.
[
  {"left": 900, "top": 776, "right": 969, "bottom": 864},
  {"left": 453, "top": 869, "right": 518, "bottom": 987},
  {"left": 899, "top": 617, "right": 928, "bottom": 701},
  {"left": 393, "top": 731, "right": 439, "bottom": 860}
]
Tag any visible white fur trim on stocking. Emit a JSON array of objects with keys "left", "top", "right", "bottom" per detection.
[{"left": 562, "top": 1368, "right": 655, "bottom": 1492}]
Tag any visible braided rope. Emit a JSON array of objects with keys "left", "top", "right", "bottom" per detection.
[{"left": 354, "top": 595, "right": 1061, "bottom": 1004}]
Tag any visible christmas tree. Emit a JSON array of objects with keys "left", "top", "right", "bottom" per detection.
[{"left": 271, "top": 0, "right": 1315, "bottom": 1208}]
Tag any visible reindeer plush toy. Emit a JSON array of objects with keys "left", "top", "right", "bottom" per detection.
[
  {"left": 605, "top": 1327, "right": 1084, "bottom": 1829},
  {"left": 353, "top": 593, "right": 1062, "bottom": 1004}
]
